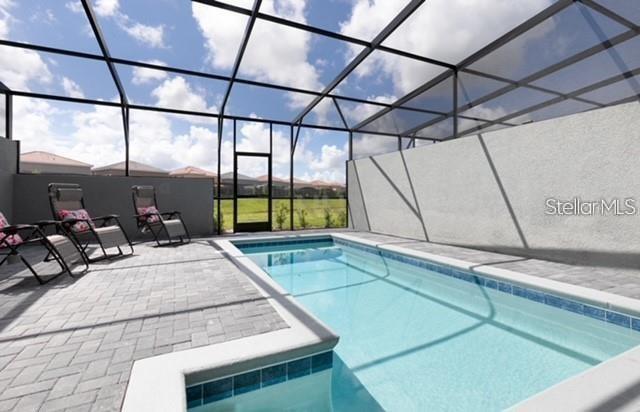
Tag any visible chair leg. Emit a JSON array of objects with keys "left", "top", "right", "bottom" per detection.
[
  {"left": 43, "top": 250, "right": 55, "bottom": 262},
  {"left": 18, "top": 254, "right": 46, "bottom": 285},
  {"left": 37, "top": 239, "right": 81, "bottom": 283},
  {"left": 180, "top": 218, "right": 192, "bottom": 243},
  {"left": 116, "top": 223, "right": 134, "bottom": 255}
]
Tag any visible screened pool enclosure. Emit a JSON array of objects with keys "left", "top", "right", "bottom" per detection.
[{"left": 0, "top": 0, "right": 638, "bottom": 233}]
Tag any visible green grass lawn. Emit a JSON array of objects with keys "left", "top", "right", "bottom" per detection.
[{"left": 217, "top": 198, "right": 347, "bottom": 232}]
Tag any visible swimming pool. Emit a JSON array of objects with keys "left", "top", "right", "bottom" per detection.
[{"left": 235, "top": 236, "right": 640, "bottom": 411}]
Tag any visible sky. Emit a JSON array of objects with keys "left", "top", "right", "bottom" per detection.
[{"left": 0, "top": 0, "right": 637, "bottom": 181}]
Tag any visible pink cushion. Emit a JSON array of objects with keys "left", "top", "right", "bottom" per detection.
[
  {"left": 137, "top": 206, "right": 161, "bottom": 224},
  {"left": 0, "top": 212, "right": 23, "bottom": 247},
  {"left": 58, "top": 209, "right": 95, "bottom": 233}
]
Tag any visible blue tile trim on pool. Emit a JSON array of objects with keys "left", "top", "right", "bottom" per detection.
[
  {"left": 331, "top": 237, "right": 640, "bottom": 333},
  {"left": 186, "top": 351, "right": 333, "bottom": 409},
  {"left": 235, "top": 237, "right": 333, "bottom": 249}
]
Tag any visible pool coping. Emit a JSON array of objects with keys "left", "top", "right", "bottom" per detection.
[
  {"left": 121, "top": 234, "right": 339, "bottom": 412},
  {"left": 123, "top": 231, "right": 640, "bottom": 411}
]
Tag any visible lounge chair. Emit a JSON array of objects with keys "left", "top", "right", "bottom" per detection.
[
  {"left": 132, "top": 185, "right": 191, "bottom": 246},
  {"left": 48, "top": 183, "right": 134, "bottom": 262},
  {"left": 0, "top": 212, "right": 88, "bottom": 284}
]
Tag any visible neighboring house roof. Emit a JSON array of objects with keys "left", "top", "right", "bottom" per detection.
[
  {"left": 169, "top": 166, "right": 216, "bottom": 178},
  {"left": 310, "top": 180, "right": 333, "bottom": 187},
  {"left": 257, "top": 175, "right": 288, "bottom": 183},
  {"left": 311, "top": 180, "right": 346, "bottom": 188},
  {"left": 20, "top": 151, "right": 93, "bottom": 168},
  {"left": 219, "top": 172, "right": 259, "bottom": 183},
  {"left": 92, "top": 161, "right": 168, "bottom": 174}
]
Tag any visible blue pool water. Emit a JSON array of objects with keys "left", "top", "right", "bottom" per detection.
[{"left": 239, "top": 238, "right": 640, "bottom": 411}]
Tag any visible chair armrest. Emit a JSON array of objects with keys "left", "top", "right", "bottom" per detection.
[
  {"left": 134, "top": 212, "right": 162, "bottom": 218},
  {"left": 61, "top": 217, "right": 90, "bottom": 224},
  {"left": 161, "top": 211, "right": 181, "bottom": 217},
  {"left": 0, "top": 224, "right": 36, "bottom": 235},
  {"left": 34, "top": 220, "right": 59, "bottom": 228},
  {"left": 92, "top": 214, "right": 120, "bottom": 221}
]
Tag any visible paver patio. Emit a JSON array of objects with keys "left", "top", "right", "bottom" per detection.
[{"left": 0, "top": 239, "right": 288, "bottom": 411}]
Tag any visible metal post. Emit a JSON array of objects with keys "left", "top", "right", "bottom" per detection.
[
  {"left": 123, "top": 105, "right": 130, "bottom": 176},
  {"left": 453, "top": 69, "right": 458, "bottom": 139},
  {"left": 233, "top": 119, "right": 237, "bottom": 233},
  {"left": 346, "top": 131, "right": 353, "bottom": 228},
  {"left": 5, "top": 94, "right": 12, "bottom": 140},
  {"left": 269, "top": 123, "right": 273, "bottom": 230},
  {"left": 216, "top": 117, "right": 223, "bottom": 235},
  {"left": 289, "top": 125, "right": 294, "bottom": 230}
]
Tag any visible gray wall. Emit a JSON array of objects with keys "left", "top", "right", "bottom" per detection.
[
  {"left": 0, "top": 139, "right": 17, "bottom": 221},
  {"left": 0, "top": 133, "right": 213, "bottom": 236},
  {"left": 348, "top": 102, "right": 640, "bottom": 268},
  {"left": 12, "top": 174, "right": 214, "bottom": 237}
]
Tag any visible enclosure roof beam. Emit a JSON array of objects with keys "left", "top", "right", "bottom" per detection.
[
  {"left": 352, "top": 0, "right": 575, "bottom": 133},
  {"left": 191, "top": 0, "right": 455, "bottom": 71},
  {"left": 219, "top": 0, "right": 262, "bottom": 116},
  {"left": 333, "top": 98, "right": 349, "bottom": 130},
  {"left": 0, "top": 38, "right": 459, "bottom": 120},
  {"left": 290, "top": 0, "right": 427, "bottom": 125},
  {"left": 391, "top": 27, "right": 638, "bottom": 137},
  {"left": 81, "top": 0, "right": 128, "bottom": 106}
]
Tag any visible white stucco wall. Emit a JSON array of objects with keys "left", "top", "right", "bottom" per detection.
[{"left": 348, "top": 102, "right": 640, "bottom": 267}]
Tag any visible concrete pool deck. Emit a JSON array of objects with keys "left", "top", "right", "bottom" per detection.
[{"left": 0, "top": 229, "right": 639, "bottom": 410}]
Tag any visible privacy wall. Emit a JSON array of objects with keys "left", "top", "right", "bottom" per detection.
[
  {"left": 0, "top": 138, "right": 214, "bottom": 236},
  {"left": 13, "top": 174, "right": 214, "bottom": 237},
  {"left": 0, "top": 139, "right": 17, "bottom": 221},
  {"left": 348, "top": 102, "right": 640, "bottom": 268}
]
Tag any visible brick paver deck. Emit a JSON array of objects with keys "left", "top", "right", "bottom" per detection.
[
  {"left": 0, "top": 240, "right": 288, "bottom": 411},
  {"left": 349, "top": 231, "right": 640, "bottom": 300}
]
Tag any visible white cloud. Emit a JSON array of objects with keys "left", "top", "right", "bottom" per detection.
[
  {"left": 0, "top": 0, "right": 14, "bottom": 39},
  {"left": 76, "top": 0, "right": 166, "bottom": 48},
  {"left": 132, "top": 60, "right": 168, "bottom": 85},
  {"left": 293, "top": 132, "right": 348, "bottom": 183},
  {"left": 193, "top": 0, "right": 320, "bottom": 104},
  {"left": 65, "top": 1, "right": 83, "bottom": 14},
  {"left": 151, "top": 76, "right": 217, "bottom": 114},
  {"left": 94, "top": 0, "right": 119, "bottom": 17},
  {"left": 13, "top": 98, "right": 125, "bottom": 168},
  {"left": 129, "top": 110, "right": 218, "bottom": 171},
  {"left": 339, "top": 98, "right": 391, "bottom": 127},
  {"left": 62, "top": 77, "right": 85, "bottom": 98},
  {"left": 0, "top": 2, "right": 53, "bottom": 92},
  {"left": 0, "top": 45, "right": 52, "bottom": 90},
  {"left": 351, "top": 134, "right": 397, "bottom": 160},
  {"left": 122, "top": 22, "right": 165, "bottom": 48},
  {"left": 0, "top": 18, "right": 8, "bottom": 38},
  {"left": 309, "top": 144, "right": 346, "bottom": 173},
  {"left": 13, "top": 97, "right": 220, "bottom": 172},
  {"left": 340, "top": 0, "right": 553, "bottom": 98}
]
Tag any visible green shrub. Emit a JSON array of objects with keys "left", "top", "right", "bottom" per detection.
[
  {"left": 214, "top": 210, "right": 225, "bottom": 233},
  {"left": 275, "top": 204, "right": 288, "bottom": 230},
  {"left": 323, "top": 208, "right": 334, "bottom": 228},
  {"left": 337, "top": 210, "right": 347, "bottom": 227},
  {"left": 296, "top": 209, "right": 309, "bottom": 229}
]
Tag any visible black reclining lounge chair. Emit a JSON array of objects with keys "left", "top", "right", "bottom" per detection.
[
  {"left": 0, "top": 212, "right": 88, "bottom": 284},
  {"left": 132, "top": 185, "right": 191, "bottom": 246},
  {"left": 48, "top": 183, "right": 134, "bottom": 262}
]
